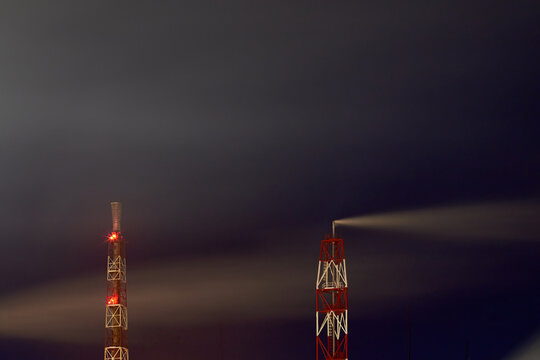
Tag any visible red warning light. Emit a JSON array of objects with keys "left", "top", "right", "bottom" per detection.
[
  {"left": 107, "top": 296, "right": 118, "bottom": 305},
  {"left": 107, "top": 232, "right": 118, "bottom": 242}
]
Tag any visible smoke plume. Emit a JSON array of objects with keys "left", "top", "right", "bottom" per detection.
[
  {"left": 335, "top": 200, "right": 540, "bottom": 241},
  {"left": 504, "top": 332, "right": 540, "bottom": 360}
]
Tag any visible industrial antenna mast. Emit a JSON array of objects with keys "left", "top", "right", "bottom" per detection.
[
  {"left": 104, "top": 202, "right": 129, "bottom": 360},
  {"left": 316, "top": 222, "right": 348, "bottom": 360}
]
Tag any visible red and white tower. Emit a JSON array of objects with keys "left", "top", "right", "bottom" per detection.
[
  {"left": 104, "top": 202, "right": 129, "bottom": 360},
  {"left": 316, "top": 222, "right": 348, "bottom": 360}
]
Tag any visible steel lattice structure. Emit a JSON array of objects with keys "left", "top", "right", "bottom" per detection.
[
  {"left": 104, "top": 202, "right": 129, "bottom": 360},
  {"left": 316, "top": 230, "right": 348, "bottom": 360}
]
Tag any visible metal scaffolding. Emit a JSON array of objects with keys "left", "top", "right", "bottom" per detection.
[
  {"left": 316, "top": 230, "right": 348, "bottom": 360},
  {"left": 104, "top": 202, "right": 129, "bottom": 360}
]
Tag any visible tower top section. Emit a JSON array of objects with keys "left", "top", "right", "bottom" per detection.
[{"left": 111, "top": 202, "right": 122, "bottom": 232}]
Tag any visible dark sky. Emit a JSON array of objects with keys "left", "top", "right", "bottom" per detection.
[{"left": 0, "top": 1, "right": 539, "bottom": 359}]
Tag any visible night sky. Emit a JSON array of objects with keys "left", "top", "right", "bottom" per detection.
[{"left": 0, "top": 1, "right": 539, "bottom": 359}]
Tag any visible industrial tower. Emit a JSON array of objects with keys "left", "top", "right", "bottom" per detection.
[
  {"left": 316, "top": 223, "right": 348, "bottom": 360},
  {"left": 104, "top": 202, "right": 129, "bottom": 360}
]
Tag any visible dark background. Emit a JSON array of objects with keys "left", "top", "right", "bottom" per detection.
[{"left": 0, "top": 1, "right": 539, "bottom": 359}]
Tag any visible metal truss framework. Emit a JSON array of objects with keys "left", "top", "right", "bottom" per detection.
[
  {"left": 104, "top": 346, "right": 129, "bottom": 360},
  {"left": 316, "top": 237, "right": 348, "bottom": 360},
  {"left": 105, "top": 202, "right": 129, "bottom": 360},
  {"left": 105, "top": 304, "right": 128, "bottom": 329},
  {"left": 107, "top": 256, "right": 127, "bottom": 281}
]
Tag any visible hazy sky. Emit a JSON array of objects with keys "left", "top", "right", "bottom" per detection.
[{"left": 0, "top": 1, "right": 539, "bottom": 359}]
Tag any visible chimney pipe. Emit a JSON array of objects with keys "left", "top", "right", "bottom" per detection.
[{"left": 111, "top": 202, "right": 122, "bottom": 232}]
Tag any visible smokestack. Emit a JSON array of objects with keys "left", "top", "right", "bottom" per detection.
[
  {"left": 111, "top": 202, "right": 122, "bottom": 232},
  {"left": 105, "top": 201, "right": 128, "bottom": 359}
]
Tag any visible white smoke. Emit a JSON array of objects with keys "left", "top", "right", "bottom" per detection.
[{"left": 336, "top": 200, "right": 540, "bottom": 241}]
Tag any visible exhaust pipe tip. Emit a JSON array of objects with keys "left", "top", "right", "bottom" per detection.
[{"left": 111, "top": 202, "right": 122, "bottom": 232}]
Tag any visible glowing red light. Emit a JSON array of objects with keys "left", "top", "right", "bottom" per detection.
[
  {"left": 108, "top": 232, "right": 118, "bottom": 242},
  {"left": 107, "top": 296, "right": 118, "bottom": 305}
]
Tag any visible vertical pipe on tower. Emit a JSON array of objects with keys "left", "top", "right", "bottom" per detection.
[{"left": 111, "top": 202, "right": 122, "bottom": 232}]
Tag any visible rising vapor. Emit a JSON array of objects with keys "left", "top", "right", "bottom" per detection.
[{"left": 335, "top": 200, "right": 540, "bottom": 241}]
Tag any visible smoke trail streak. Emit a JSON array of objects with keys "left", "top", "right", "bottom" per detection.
[
  {"left": 0, "top": 248, "right": 497, "bottom": 344},
  {"left": 0, "top": 255, "right": 308, "bottom": 343},
  {"left": 336, "top": 200, "right": 540, "bottom": 241},
  {"left": 504, "top": 332, "right": 540, "bottom": 360},
  {"left": 1, "top": 202, "right": 538, "bottom": 345}
]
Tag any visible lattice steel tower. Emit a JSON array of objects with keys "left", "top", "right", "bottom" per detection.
[
  {"left": 316, "top": 222, "right": 348, "bottom": 360},
  {"left": 104, "top": 202, "right": 129, "bottom": 360}
]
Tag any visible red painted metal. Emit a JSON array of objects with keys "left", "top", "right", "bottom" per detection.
[{"left": 316, "top": 237, "right": 348, "bottom": 360}]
